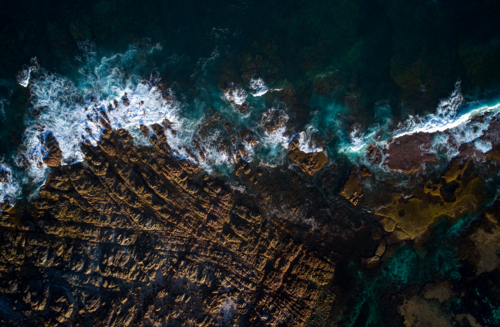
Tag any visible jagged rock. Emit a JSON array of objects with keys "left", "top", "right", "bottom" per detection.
[
  {"left": 288, "top": 149, "right": 328, "bottom": 177},
  {"left": 339, "top": 167, "right": 370, "bottom": 206},
  {"left": 0, "top": 116, "right": 334, "bottom": 326},
  {"left": 41, "top": 131, "right": 63, "bottom": 168},
  {"left": 286, "top": 134, "right": 328, "bottom": 176},
  {"left": 263, "top": 109, "right": 287, "bottom": 134}
]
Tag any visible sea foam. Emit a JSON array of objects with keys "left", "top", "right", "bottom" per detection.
[
  {"left": 249, "top": 78, "right": 269, "bottom": 97},
  {"left": 18, "top": 45, "right": 254, "bottom": 192},
  {"left": 0, "top": 163, "right": 19, "bottom": 210},
  {"left": 16, "top": 57, "right": 39, "bottom": 88}
]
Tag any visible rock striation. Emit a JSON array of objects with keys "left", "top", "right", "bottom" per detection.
[
  {"left": 0, "top": 115, "right": 334, "bottom": 326},
  {"left": 41, "top": 131, "right": 63, "bottom": 168}
]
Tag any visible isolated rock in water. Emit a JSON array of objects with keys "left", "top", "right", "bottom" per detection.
[
  {"left": 238, "top": 101, "right": 248, "bottom": 114},
  {"left": 263, "top": 109, "right": 288, "bottom": 134},
  {"left": 41, "top": 131, "right": 63, "bottom": 168},
  {"left": 288, "top": 135, "right": 328, "bottom": 176},
  {"left": 386, "top": 132, "right": 436, "bottom": 173},
  {"left": 0, "top": 168, "right": 9, "bottom": 183}
]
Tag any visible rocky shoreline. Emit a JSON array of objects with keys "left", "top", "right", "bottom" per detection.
[{"left": 0, "top": 113, "right": 336, "bottom": 326}]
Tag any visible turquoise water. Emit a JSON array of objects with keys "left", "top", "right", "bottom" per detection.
[
  {"left": 4, "top": 39, "right": 500, "bottom": 206},
  {"left": 2, "top": 1, "right": 500, "bottom": 325}
]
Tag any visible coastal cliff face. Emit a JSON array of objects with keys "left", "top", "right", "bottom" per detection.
[{"left": 0, "top": 117, "right": 334, "bottom": 326}]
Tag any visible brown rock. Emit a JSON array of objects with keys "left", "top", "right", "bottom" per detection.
[
  {"left": 289, "top": 149, "right": 328, "bottom": 177},
  {"left": 0, "top": 85, "right": 336, "bottom": 327},
  {"left": 41, "top": 131, "right": 63, "bottom": 168},
  {"left": 386, "top": 133, "right": 436, "bottom": 173},
  {"left": 339, "top": 168, "right": 364, "bottom": 206},
  {"left": 286, "top": 134, "right": 328, "bottom": 176},
  {"left": 238, "top": 101, "right": 248, "bottom": 114},
  {"left": 263, "top": 109, "right": 288, "bottom": 134}
]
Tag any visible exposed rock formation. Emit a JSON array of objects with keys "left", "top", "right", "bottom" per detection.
[
  {"left": 262, "top": 109, "right": 287, "bottom": 134},
  {"left": 386, "top": 133, "right": 436, "bottom": 173},
  {"left": 0, "top": 116, "right": 334, "bottom": 326},
  {"left": 41, "top": 131, "right": 63, "bottom": 168},
  {"left": 376, "top": 158, "right": 480, "bottom": 241},
  {"left": 339, "top": 167, "right": 371, "bottom": 206},
  {"left": 288, "top": 135, "right": 328, "bottom": 177}
]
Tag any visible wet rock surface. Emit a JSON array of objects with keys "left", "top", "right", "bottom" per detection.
[
  {"left": 386, "top": 133, "right": 437, "bottom": 173},
  {"left": 339, "top": 167, "right": 371, "bottom": 206},
  {"left": 376, "top": 158, "right": 480, "bottom": 241},
  {"left": 0, "top": 119, "right": 335, "bottom": 326},
  {"left": 41, "top": 131, "right": 63, "bottom": 168},
  {"left": 287, "top": 135, "right": 328, "bottom": 177},
  {"left": 262, "top": 109, "right": 288, "bottom": 134}
]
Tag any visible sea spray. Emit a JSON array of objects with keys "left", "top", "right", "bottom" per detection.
[
  {"left": 0, "top": 163, "right": 19, "bottom": 210},
  {"left": 222, "top": 83, "right": 247, "bottom": 106},
  {"left": 474, "top": 139, "right": 493, "bottom": 153},
  {"left": 16, "top": 57, "right": 39, "bottom": 88},
  {"left": 249, "top": 77, "right": 268, "bottom": 97},
  {"left": 15, "top": 49, "right": 295, "bottom": 197},
  {"left": 315, "top": 83, "right": 500, "bottom": 173}
]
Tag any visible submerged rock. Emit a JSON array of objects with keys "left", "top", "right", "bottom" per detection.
[{"left": 339, "top": 167, "right": 371, "bottom": 206}]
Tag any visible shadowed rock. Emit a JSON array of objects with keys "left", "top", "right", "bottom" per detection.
[
  {"left": 41, "top": 131, "right": 63, "bottom": 168},
  {"left": 0, "top": 118, "right": 334, "bottom": 327}
]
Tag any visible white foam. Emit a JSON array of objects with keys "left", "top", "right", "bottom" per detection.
[
  {"left": 348, "top": 127, "right": 367, "bottom": 153},
  {"left": 222, "top": 83, "right": 247, "bottom": 106},
  {"left": 474, "top": 139, "right": 493, "bottom": 153},
  {"left": 332, "top": 82, "right": 500, "bottom": 172},
  {"left": 16, "top": 57, "right": 39, "bottom": 88},
  {"left": 249, "top": 77, "right": 268, "bottom": 97},
  {"left": 18, "top": 46, "right": 189, "bottom": 183},
  {"left": 297, "top": 127, "right": 323, "bottom": 154},
  {"left": 261, "top": 109, "right": 290, "bottom": 147},
  {"left": 394, "top": 83, "right": 500, "bottom": 140},
  {"left": 19, "top": 44, "right": 249, "bottom": 189},
  {"left": 0, "top": 163, "right": 19, "bottom": 210}
]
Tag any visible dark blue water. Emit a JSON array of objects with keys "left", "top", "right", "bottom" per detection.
[{"left": 2, "top": 1, "right": 500, "bottom": 325}]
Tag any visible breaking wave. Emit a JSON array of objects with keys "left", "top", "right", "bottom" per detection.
[
  {"left": 9, "top": 41, "right": 500, "bottom": 210},
  {"left": 0, "top": 163, "right": 19, "bottom": 210},
  {"left": 9, "top": 43, "right": 329, "bottom": 209},
  {"left": 332, "top": 82, "right": 500, "bottom": 168},
  {"left": 249, "top": 77, "right": 268, "bottom": 97},
  {"left": 222, "top": 83, "right": 247, "bottom": 106}
]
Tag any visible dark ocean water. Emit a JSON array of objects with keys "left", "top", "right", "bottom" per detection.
[
  {"left": 2, "top": 0, "right": 500, "bottom": 325},
  {"left": 1, "top": 0, "right": 500, "bottom": 156},
  {"left": 1, "top": 0, "right": 500, "bottom": 195}
]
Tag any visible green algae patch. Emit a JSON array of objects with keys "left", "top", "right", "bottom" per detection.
[{"left": 376, "top": 159, "right": 480, "bottom": 240}]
